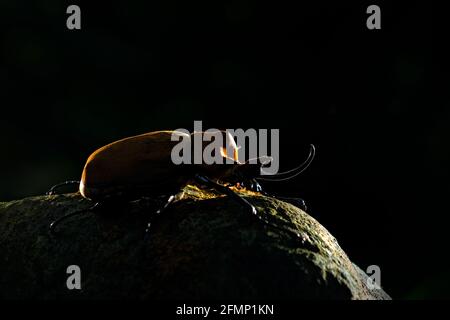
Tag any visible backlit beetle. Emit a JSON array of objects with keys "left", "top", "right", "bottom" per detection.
[{"left": 48, "top": 130, "right": 315, "bottom": 239}]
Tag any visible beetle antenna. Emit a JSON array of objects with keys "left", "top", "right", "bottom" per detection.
[
  {"left": 257, "top": 144, "right": 315, "bottom": 182},
  {"left": 49, "top": 202, "right": 99, "bottom": 235},
  {"left": 47, "top": 180, "right": 80, "bottom": 195}
]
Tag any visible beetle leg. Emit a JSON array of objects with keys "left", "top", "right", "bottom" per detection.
[
  {"left": 144, "top": 194, "right": 177, "bottom": 239},
  {"left": 46, "top": 180, "right": 80, "bottom": 195},
  {"left": 49, "top": 202, "right": 100, "bottom": 236},
  {"left": 252, "top": 179, "right": 263, "bottom": 192},
  {"left": 273, "top": 196, "right": 308, "bottom": 212},
  {"left": 237, "top": 179, "right": 262, "bottom": 193},
  {"left": 195, "top": 174, "right": 258, "bottom": 215},
  {"left": 249, "top": 178, "right": 308, "bottom": 211},
  {"left": 195, "top": 174, "right": 306, "bottom": 241}
]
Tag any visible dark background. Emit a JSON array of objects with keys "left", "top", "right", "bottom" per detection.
[{"left": 1, "top": 1, "right": 442, "bottom": 299}]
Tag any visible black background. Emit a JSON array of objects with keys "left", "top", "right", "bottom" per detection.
[{"left": 1, "top": 1, "right": 442, "bottom": 298}]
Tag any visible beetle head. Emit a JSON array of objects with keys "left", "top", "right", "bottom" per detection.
[{"left": 228, "top": 157, "right": 272, "bottom": 183}]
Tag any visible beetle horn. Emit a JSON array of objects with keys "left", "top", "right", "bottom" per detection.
[{"left": 257, "top": 144, "right": 316, "bottom": 181}]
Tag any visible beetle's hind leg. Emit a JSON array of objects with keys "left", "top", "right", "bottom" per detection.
[
  {"left": 47, "top": 180, "right": 80, "bottom": 195},
  {"left": 49, "top": 202, "right": 100, "bottom": 236}
]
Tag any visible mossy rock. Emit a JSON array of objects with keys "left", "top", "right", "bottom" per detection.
[{"left": 0, "top": 185, "right": 390, "bottom": 300}]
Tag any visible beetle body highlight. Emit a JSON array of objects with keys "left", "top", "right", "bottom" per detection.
[{"left": 80, "top": 130, "right": 255, "bottom": 202}]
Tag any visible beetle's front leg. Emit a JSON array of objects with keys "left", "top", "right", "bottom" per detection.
[
  {"left": 250, "top": 179, "right": 263, "bottom": 192},
  {"left": 250, "top": 179, "right": 308, "bottom": 211},
  {"left": 194, "top": 174, "right": 258, "bottom": 216},
  {"left": 273, "top": 196, "right": 308, "bottom": 212},
  {"left": 195, "top": 174, "right": 308, "bottom": 242}
]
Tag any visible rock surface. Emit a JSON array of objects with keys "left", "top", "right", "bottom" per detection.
[{"left": 0, "top": 185, "right": 390, "bottom": 300}]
